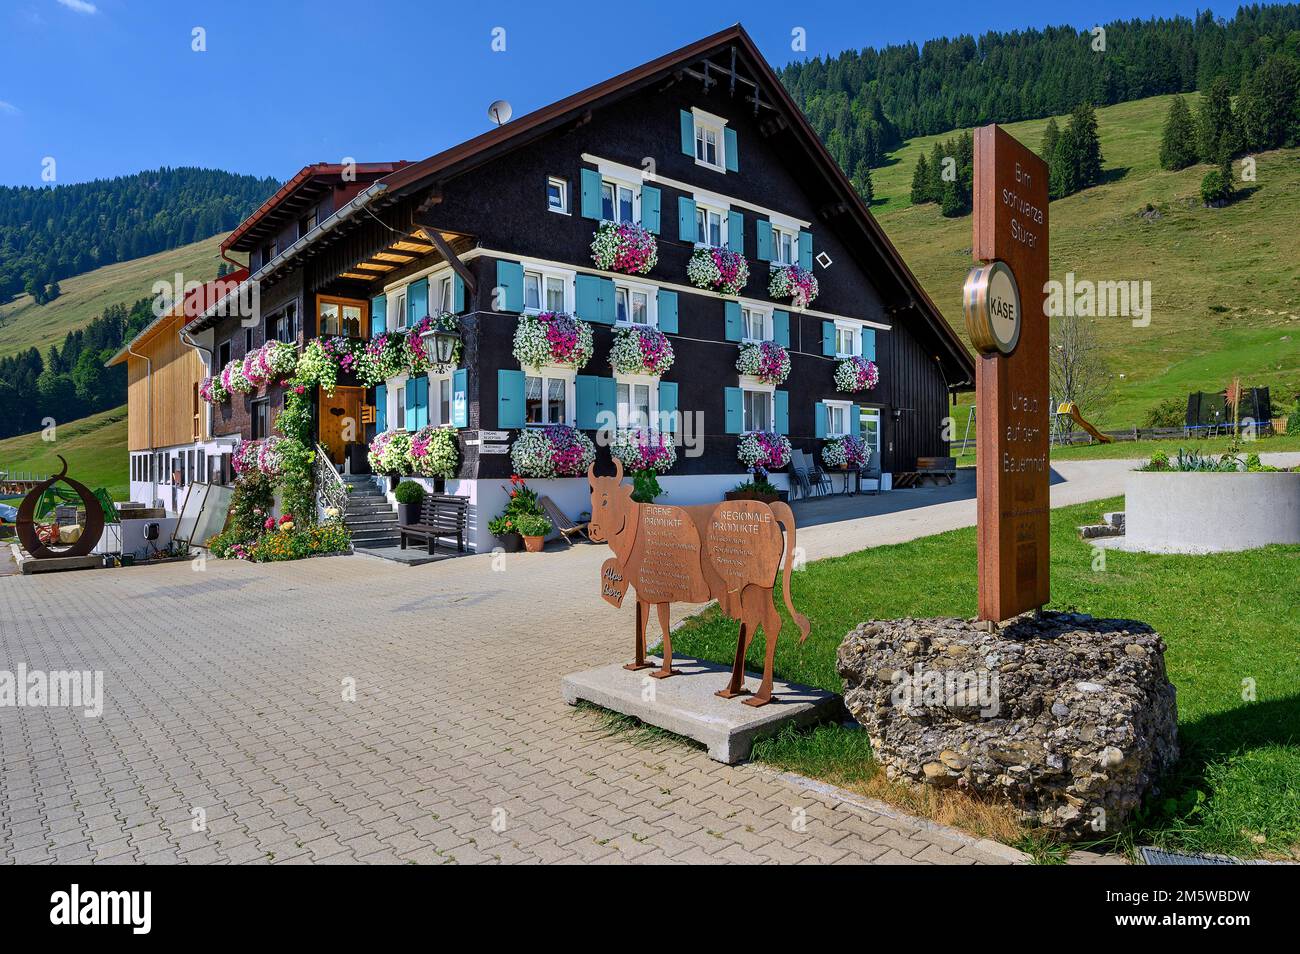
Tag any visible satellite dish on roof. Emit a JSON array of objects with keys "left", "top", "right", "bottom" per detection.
[{"left": 488, "top": 100, "right": 513, "bottom": 126}]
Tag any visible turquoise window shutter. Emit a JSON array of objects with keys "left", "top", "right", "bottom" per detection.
[
  {"left": 659, "top": 380, "right": 678, "bottom": 433},
  {"left": 677, "top": 196, "right": 697, "bottom": 243},
  {"left": 822, "top": 320, "right": 836, "bottom": 356},
  {"left": 861, "top": 328, "right": 876, "bottom": 361},
  {"left": 580, "top": 168, "right": 603, "bottom": 219},
  {"left": 405, "top": 377, "right": 417, "bottom": 426},
  {"left": 375, "top": 384, "right": 387, "bottom": 431},
  {"left": 451, "top": 369, "right": 468, "bottom": 427},
  {"left": 727, "top": 210, "right": 744, "bottom": 254},
  {"left": 756, "top": 220, "right": 773, "bottom": 261},
  {"left": 680, "top": 110, "right": 694, "bottom": 156},
  {"left": 849, "top": 403, "right": 861, "bottom": 436},
  {"left": 495, "top": 260, "right": 524, "bottom": 312},
  {"left": 452, "top": 274, "right": 465, "bottom": 314},
  {"left": 814, "top": 402, "right": 828, "bottom": 439},
  {"left": 773, "top": 310, "right": 790, "bottom": 347},
  {"left": 411, "top": 376, "right": 429, "bottom": 429},
  {"left": 497, "top": 369, "right": 525, "bottom": 429},
  {"left": 724, "top": 127, "right": 739, "bottom": 172},
  {"left": 370, "top": 295, "right": 387, "bottom": 336},
  {"left": 641, "top": 185, "right": 661, "bottom": 234},
  {"left": 575, "top": 274, "right": 601, "bottom": 323},
  {"left": 798, "top": 231, "right": 813, "bottom": 270},
  {"left": 774, "top": 391, "right": 789, "bottom": 435},
  {"left": 575, "top": 375, "right": 598, "bottom": 429},
  {"left": 596, "top": 377, "right": 616, "bottom": 426},
  {"left": 724, "top": 300, "right": 743, "bottom": 342},
  {"left": 597, "top": 277, "right": 616, "bottom": 325},
  {"left": 724, "top": 387, "right": 743, "bottom": 434},
  {"left": 408, "top": 278, "right": 429, "bottom": 325},
  {"left": 657, "top": 289, "right": 678, "bottom": 334}
]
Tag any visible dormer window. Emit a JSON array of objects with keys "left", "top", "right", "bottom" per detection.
[{"left": 690, "top": 108, "right": 729, "bottom": 173}]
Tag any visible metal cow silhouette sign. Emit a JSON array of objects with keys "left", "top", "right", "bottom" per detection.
[{"left": 588, "top": 459, "right": 809, "bottom": 707}]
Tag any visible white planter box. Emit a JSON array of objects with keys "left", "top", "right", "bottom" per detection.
[{"left": 1125, "top": 471, "right": 1300, "bottom": 553}]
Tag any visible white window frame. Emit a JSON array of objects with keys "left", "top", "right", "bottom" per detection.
[
  {"left": 521, "top": 262, "right": 574, "bottom": 315},
  {"left": 738, "top": 379, "right": 776, "bottom": 434},
  {"left": 547, "top": 176, "right": 569, "bottom": 215},
  {"left": 834, "top": 319, "right": 861, "bottom": 359},
  {"left": 599, "top": 172, "right": 640, "bottom": 225},
  {"left": 772, "top": 224, "right": 799, "bottom": 266},
  {"left": 613, "top": 279, "right": 657, "bottom": 328},
  {"left": 824, "top": 399, "right": 853, "bottom": 439},
  {"left": 691, "top": 107, "right": 728, "bottom": 173},
  {"left": 436, "top": 273, "right": 454, "bottom": 314},
  {"left": 522, "top": 365, "right": 576, "bottom": 427},
  {"left": 614, "top": 373, "right": 660, "bottom": 431},
  {"left": 393, "top": 288, "right": 407, "bottom": 330},
  {"left": 430, "top": 371, "right": 453, "bottom": 426},
  {"left": 861, "top": 406, "right": 882, "bottom": 460},
  {"left": 694, "top": 200, "right": 726, "bottom": 249},
  {"left": 739, "top": 301, "right": 773, "bottom": 343},
  {"left": 394, "top": 381, "right": 407, "bottom": 431}
]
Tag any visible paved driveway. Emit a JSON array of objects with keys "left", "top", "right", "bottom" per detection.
[{"left": 0, "top": 457, "right": 1155, "bottom": 864}]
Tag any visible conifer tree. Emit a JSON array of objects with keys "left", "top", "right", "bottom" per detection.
[{"left": 1159, "top": 95, "right": 1199, "bottom": 170}]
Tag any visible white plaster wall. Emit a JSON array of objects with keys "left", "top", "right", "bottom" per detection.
[{"left": 1125, "top": 471, "right": 1300, "bottom": 553}]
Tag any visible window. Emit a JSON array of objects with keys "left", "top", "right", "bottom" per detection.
[
  {"left": 434, "top": 375, "right": 452, "bottom": 425},
  {"left": 244, "top": 328, "right": 254, "bottom": 352},
  {"left": 217, "top": 339, "right": 231, "bottom": 369},
  {"left": 695, "top": 204, "right": 724, "bottom": 247},
  {"left": 438, "top": 275, "right": 454, "bottom": 313},
  {"left": 743, "top": 388, "right": 773, "bottom": 433},
  {"left": 825, "top": 401, "right": 852, "bottom": 438},
  {"left": 835, "top": 322, "right": 860, "bottom": 358},
  {"left": 616, "top": 378, "right": 657, "bottom": 430},
  {"left": 251, "top": 400, "right": 269, "bottom": 439},
  {"left": 318, "top": 296, "right": 365, "bottom": 337},
  {"left": 600, "top": 179, "right": 636, "bottom": 224},
  {"left": 525, "top": 373, "right": 569, "bottom": 425},
  {"left": 615, "top": 285, "right": 651, "bottom": 326},
  {"left": 773, "top": 225, "right": 798, "bottom": 266},
  {"left": 299, "top": 205, "right": 318, "bottom": 236},
  {"left": 260, "top": 242, "right": 275, "bottom": 268},
  {"left": 547, "top": 177, "right": 569, "bottom": 214},
  {"left": 862, "top": 408, "right": 881, "bottom": 460},
  {"left": 742, "top": 305, "right": 771, "bottom": 343},
  {"left": 394, "top": 385, "right": 406, "bottom": 430},
  {"left": 269, "top": 305, "right": 295, "bottom": 343},
  {"left": 197, "top": 450, "right": 206, "bottom": 483},
  {"left": 691, "top": 108, "right": 728, "bottom": 171},
  {"left": 523, "top": 268, "right": 569, "bottom": 313}
]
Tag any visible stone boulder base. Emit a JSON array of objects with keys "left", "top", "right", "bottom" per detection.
[{"left": 837, "top": 612, "right": 1178, "bottom": 838}]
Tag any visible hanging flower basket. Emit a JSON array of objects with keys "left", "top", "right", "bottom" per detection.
[
  {"left": 367, "top": 429, "right": 413, "bottom": 476},
  {"left": 608, "top": 325, "right": 674, "bottom": 376},
  {"left": 510, "top": 425, "right": 597, "bottom": 478},
  {"left": 610, "top": 429, "right": 677, "bottom": 473},
  {"left": 737, "top": 431, "right": 792, "bottom": 470},
  {"left": 199, "top": 375, "right": 228, "bottom": 405},
  {"left": 590, "top": 221, "right": 658, "bottom": 275},
  {"left": 232, "top": 438, "right": 282, "bottom": 478},
  {"left": 512, "top": 312, "right": 594, "bottom": 370},
  {"left": 769, "top": 264, "right": 819, "bottom": 308},
  {"left": 409, "top": 425, "right": 460, "bottom": 478},
  {"left": 242, "top": 349, "right": 271, "bottom": 388},
  {"left": 297, "top": 337, "right": 358, "bottom": 395},
  {"left": 686, "top": 246, "right": 749, "bottom": 296},
  {"left": 822, "top": 434, "right": 869, "bottom": 469},
  {"left": 260, "top": 340, "right": 299, "bottom": 378},
  {"left": 735, "top": 340, "right": 791, "bottom": 386},
  {"left": 356, "top": 330, "right": 408, "bottom": 387},
  {"left": 406, "top": 313, "right": 462, "bottom": 375},
  {"left": 222, "top": 358, "right": 253, "bottom": 395},
  {"left": 835, "top": 355, "right": 880, "bottom": 392}
]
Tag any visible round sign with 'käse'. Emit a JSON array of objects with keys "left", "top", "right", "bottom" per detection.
[{"left": 962, "top": 260, "right": 1022, "bottom": 356}]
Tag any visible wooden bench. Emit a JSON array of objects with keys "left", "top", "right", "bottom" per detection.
[
  {"left": 893, "top": 456, "right": 957, "bottom": 488},
  {"left": 399, "top": 494, "right": 469, "bottom": 554}
]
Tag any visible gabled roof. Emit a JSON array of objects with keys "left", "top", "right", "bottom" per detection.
[{"left": 106, "top": 268, "right": 250, "bottom": 367}]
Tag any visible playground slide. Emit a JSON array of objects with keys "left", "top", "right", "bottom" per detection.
[{"left": 1066, "top": 405, "right": 1113, "bottom": 443}]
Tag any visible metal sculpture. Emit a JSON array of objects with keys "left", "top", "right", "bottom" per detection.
[
  {"left": 15, "top": 456, "right": 105, "bottom": 559},
  {"left": 588, "top": 459, "right": 809, "bottom": 707}
]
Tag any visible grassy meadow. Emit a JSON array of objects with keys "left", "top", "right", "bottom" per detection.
[{"left": 0, "top": 405, "right": 128, "bottom": 501}]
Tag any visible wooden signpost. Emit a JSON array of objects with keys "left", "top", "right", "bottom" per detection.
[{"left": 967, "top": 125, "right": 1051, "bottom": 621}]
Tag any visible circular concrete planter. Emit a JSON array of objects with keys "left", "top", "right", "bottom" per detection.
[{"left": 1125, "top": 471, "right": 1300, "bottom": 553}]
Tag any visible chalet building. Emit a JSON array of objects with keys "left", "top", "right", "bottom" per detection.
[{"left": 178, "top": 25, "right": 973, "bottom": 551}]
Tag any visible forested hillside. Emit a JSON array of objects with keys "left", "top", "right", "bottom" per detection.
[
  {"left": 0, "top": 167, "right": 277, "bottom": 304},
  {"left": 781, "top": 5, "right": 1300, "bottom": 184}
]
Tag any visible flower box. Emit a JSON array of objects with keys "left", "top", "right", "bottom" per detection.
[
  {"left": 409, "top": 425, "right": 459, "bottom": 479},
  {"left": 367, "top": 429, "right": 413, "bottom": 476},
  {"left": 199, "top": 375, "right": 228, "bottom": 405},
  {"left": 769, "top": 264, "right": 819, "bottom": 308},
  {"left": 687, "top": 246, "right": 749, "bottom": 296},
  {"left": 609, "top": 429, "right": 677, "bottom": 473},
  {"left": 406, "top": 313, "right": 462, "bottom": 375},
  {"left": 735, "top": 341, "right": 791, "bottom": 386},
  {"left": 509, "top": 425, "right": 597, "bottom": 478},
  {"left": 356, "top": 331, "right": 408, "bottom": 387},
  {"left": 822, "top": 434, "right": 870, "bottom": 469},
  {"left": 590, "top": 221, "right": 658, "bottom": 275},
  {"left": 297, "top": 337, "right": 359, "bottom": 395},
  {"left": 835, "top": 355, "right": 880, "bottom": 393},
  {"left": 737, "top": 431, "right": 792, "bottom": 471},
  {"left": 608, "top": 326, "right": 674, "bottom": 376},
  {"left": 512, "top": 312, "right": 594, "bottom": 370}
]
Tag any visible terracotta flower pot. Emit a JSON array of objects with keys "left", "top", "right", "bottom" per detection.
[{"left": 522, "top": 534, "right": 545, "bottom": 553}]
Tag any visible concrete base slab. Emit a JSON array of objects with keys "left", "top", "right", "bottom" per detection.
[
  {"left": 19, "top": 554, "right": 104, "bottom": 575},
  {"left": 563, "top": 656, "right": 843, "bottom": 764}
]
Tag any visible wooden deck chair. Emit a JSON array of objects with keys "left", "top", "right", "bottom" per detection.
[{"left": 539, "top": 495, "right": 590, "bottom": 546}]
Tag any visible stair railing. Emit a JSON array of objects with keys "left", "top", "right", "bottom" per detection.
[{"left": 314, "top": 444, "right": 349, "bottom": 518}]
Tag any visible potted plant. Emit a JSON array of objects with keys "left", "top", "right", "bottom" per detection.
[
  {"left": 489, "top": 475, "right": 546, "bottom": 551},
  {"left": 835, "top": 355, "right": 880, "bottom": 393},
  {"left": 514, "top": 512, "right": 553, "bottom": 552},
  {"left": 822, "top": 434, "right": 869, "bottom": 471},
  {"left": 488, "top": 514, "right": 522, "bottom": 552},
  {"left": 686, "top": 246, "right": 749, "bottom": 296},
  {"left": 725, "top": 470, "right": 782, "bottom": 504},
  {"left": 769, "top": 263, "right": 819, "bottom": 308},
  {"left": 735, "top": 340, "right": 791, "bottom": 386},
  {"left": 393, "top": 480, "right": 425, "bottom": 525},
  {"left": 590, "top": 221, "right": 658, "bottom": 275}
]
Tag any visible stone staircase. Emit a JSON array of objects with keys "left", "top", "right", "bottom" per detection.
[{"left": 343, "top": 476, "right": 400, "bottom": 551}]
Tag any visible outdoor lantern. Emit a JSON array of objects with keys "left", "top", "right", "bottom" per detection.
[{"left": 431, "top": 327, "right": 460, "bottom": 365}]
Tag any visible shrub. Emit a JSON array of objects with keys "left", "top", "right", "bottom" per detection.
[
  {"left": 394, "top": 480, "right": 426, "bottom": 504},
  {"left": 1201, "top": 164, "right": 1233, "bottom": 205},
  {"left": 631, "top": 468, "right": 665, "bottom": 503},
  {"left": 1141, "top": 397, "right": 1186, "bottom": 428}
]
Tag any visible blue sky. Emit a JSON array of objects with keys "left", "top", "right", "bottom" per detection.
[{"left": 1, "top": 0, "right": 1219, "bottom": 187}]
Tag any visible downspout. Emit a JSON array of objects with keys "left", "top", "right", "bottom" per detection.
[{"left": 126, "top": 342, "right": 153, "bottom": 500}]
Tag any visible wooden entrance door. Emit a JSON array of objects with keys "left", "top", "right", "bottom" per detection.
[{"left": 319, "top": 386, "right": 363, "bottom": 465}]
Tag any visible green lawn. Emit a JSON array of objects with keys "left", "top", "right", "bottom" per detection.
[
  {"left": 0, "top": 404, "right": 128, "bottom": 501},
  {"left": 871, "top": 93, "right": 1300, "bottom": 430},
  {"left": 949, "top": 431, "right": 1300, "bottom": 465},
  {"left": 671, "top": 497, "right": 1300, "bottom": 860}
]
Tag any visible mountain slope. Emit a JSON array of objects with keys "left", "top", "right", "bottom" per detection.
[
  {"left": 0, "top": 405, "right": 127, "bottom": 500},
  {"left": 871, "top": 93, "right": 1300, "bottom": 428}
]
